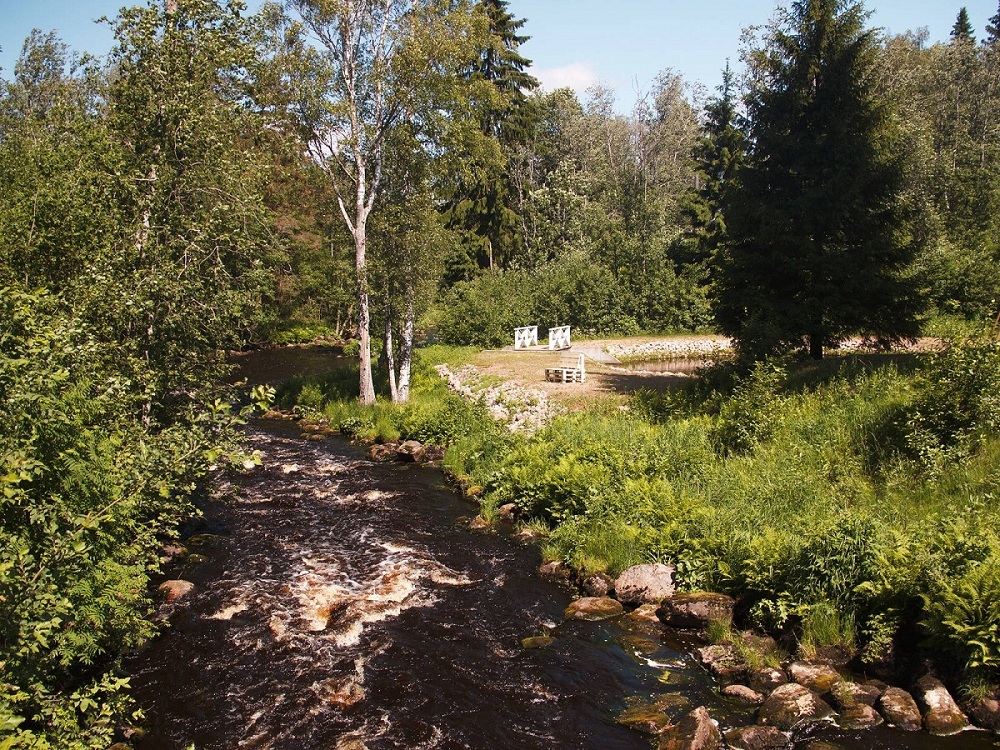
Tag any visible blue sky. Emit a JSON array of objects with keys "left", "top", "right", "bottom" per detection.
[{"left": 1, "top": 0, "right": 997, "bottom": 107}]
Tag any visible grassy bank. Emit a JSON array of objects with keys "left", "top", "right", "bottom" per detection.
[{"left": 282, "top": 337, "right": 1000, "bottom": 693}]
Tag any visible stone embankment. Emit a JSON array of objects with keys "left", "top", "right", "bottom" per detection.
[
  {"left": 604, "top": 336, "right": 733, "bottom": 362},
  {"left": 529, "top": 558, "right": 991, "bottom": 749},
  {"left": 434, "top": 363, "right": 560, "bottom": 434}
]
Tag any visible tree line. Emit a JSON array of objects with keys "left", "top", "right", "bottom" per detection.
[{"left": 1, "top": 0, "right": 1000, "bottom": 744}]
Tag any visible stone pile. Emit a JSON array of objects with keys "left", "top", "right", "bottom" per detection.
[
  {"left": 434, "top": 363, "right": 561, "bottom": 434},
  {"left": 539, "top": 560, "right": 986, "bottom": 749}
]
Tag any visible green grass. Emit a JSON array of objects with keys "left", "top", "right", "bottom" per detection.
[{"left": 283, "top": 337, "right": 1000, "bottom": 684}]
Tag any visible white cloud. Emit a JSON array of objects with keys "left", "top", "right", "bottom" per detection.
[{"left": 532, "top": 62, "right": 600, "bottom": 94}]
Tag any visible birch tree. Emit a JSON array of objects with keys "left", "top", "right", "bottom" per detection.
[{"left": 282, "top": 0, "right": 483, "bottom": 404}]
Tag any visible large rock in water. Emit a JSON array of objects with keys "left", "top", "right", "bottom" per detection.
[
  {"left": 657, "top": 592, "right": 735, "bottom": 629},
  {"left": 877, "top": 687, "right": 922, "bottom": 731},
  {"left": 839, "top": 703, "right": 883, "bottom": 729},
  {"left": 396, "top": 440, "right": 426, "bottom": 462},
  {"left": 914, "top": 674, "right": 969, "bottom": 735},
  {"left": 158, "top": 579, "right": 195, "bottom": 602},
  {"left": 658, "top": 706, "right": 721, "bottom": 750},
  {"left": 614, "top": 563, "right": 675, "bottom": 605},
  {"left": 788, "top": 661, "right": 841, "bottom": 694},
  {"left": 965, "top": 691, "right": 1000, "bottom": 731},
  {"left": 757, "top": 683, "right": 834, "bottom": 731},
  {"left": 724, "top": 725, "right": 790, "bottom": 750},
  {"left": 564, "top": 596, "right": 624, "bottom": 621},
  {"left": 697, "top": 644, "right": 747, "bottom": 684}
]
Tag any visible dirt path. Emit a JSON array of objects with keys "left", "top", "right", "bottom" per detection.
[{"left": 467, "top": 335, "right": 728, "bottom": 408}]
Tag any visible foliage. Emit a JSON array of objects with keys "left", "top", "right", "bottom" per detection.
[
  {"left": 905, "top": 336, "right": 1000, "bottom": 468},
  {"left": 404, "top": 336, "right": 1000, "bottom": 683},
  {"left": 715, "top": 0, "right": 922, "bottom": 360},
  {"left": 0, "top": 289, "right": 264, "bottom": 747}
]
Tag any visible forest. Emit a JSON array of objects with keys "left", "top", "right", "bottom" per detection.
[{"left": 1, "top": 0, "right": 1000, "bottom": 746}]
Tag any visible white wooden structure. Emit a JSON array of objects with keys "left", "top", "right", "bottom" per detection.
[
  {"left": 548, "top": 325, "right": 571, "bottom": 350},
  {"left": 514, "top": 325, "right": 539, "bottom": 349},
  {"left": 546, "top": 353, "right": 586, "bottom": 383}
]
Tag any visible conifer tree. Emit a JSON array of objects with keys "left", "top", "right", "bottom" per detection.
[
  {"left": 986, "top": 1, "right": 1000, "bottom": 45},
  {"left": 714, "top": 0, "right": 921, "bottom": 360},
  {"left": 443, "top": 0, "right": 538, "bottom": 272},
  {"left": 677, "top": 62, "right": 745, "bottom": 268},
  {"left": 952, "top": 7, "right": 976, "bottom": 44}
]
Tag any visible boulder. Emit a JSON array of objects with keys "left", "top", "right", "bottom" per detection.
[
  {"left": 828, "top": 680, "right": 882, "bottom": 710},
  {"left": 367, "top": 442, "right": 397, "bottom": 462},
  {"left": 914, "top": 674, "right": 969, "bottom": 736},
  {"left": 628, "top": 603, "right": 663, "bottom": 625},
  {"left": 749, "top": 667, "right": 789, "bottom": 695},
  {"left": 788, "top": 661, "right": 842, "bottom": 694},
  {"left": 422, "top": 444, "right": 446, "bottom": 462},
  {"left": 722, "top": 684, "right": 765, "bottom": 704},
  {"left": 658, "top": 706, "right": 721, "bottom": 750},
  {"left": 582, "top": 572, "right": 615, "bottom": 598},
  {"left": 614, "top": 563, "right": 675, "bottom": 606},
  {"left": 498, "top": 503, "right": 518, "bottom": 523},
  {"left": 697, "top": 644, "right": 747, "bottom": 684},
  {"left": 723, "top": 725, "right": 790, "bottom": 750},
  {"left": 396, "top": 440, "right": 426, "bottom": 462},
  {"left": 877, "top": 687, "right": 922, "bottom": 731},
  {"left": 757, "top": 683, "right": 835, "bottom": 731},
  {"left": 839, "top": 703, "right": 883, "bottom": 729},
  {"left": 618, "top": 704, "right": 672, "bottom": 734},
  {"left": 564, "top": 596, "right": 624, "bottom": 621},
  {"left": 468, "top": 515, "right": 491, "bottom": 530},
  {"left": 158, "top": 579, "right": 195, "bottom": 602},
  {"left": 538, "top": 560, "right": 571, "bottom": 581},
  {"left": 965, "top": 693, "right": 1000, "bottom": 731},
  {"left": 657, "top": 592, "right": 736, "bottom": 629}
]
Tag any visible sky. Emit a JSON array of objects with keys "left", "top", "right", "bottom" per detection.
[{"left": 1, "top": 0, "right": 997, "bottom": 108}]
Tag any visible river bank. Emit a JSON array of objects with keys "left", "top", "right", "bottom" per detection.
[{"left": 155, "top": 338, "right": 1000, "bottom": 749}]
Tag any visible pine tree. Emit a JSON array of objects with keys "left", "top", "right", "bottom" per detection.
[
  {"left": 443, "top": 0, "right": 538, "bottom": 272},
  {"left": 986, "top": 1, "right": 1000, "bottom": 45},
  {"left": 677, "top": 61, "right": 745, "bottom": 268},
  {"left": 475, "top": 0, "right": 537, "bottom": 142},
  {"left": 714, "top": 0, "right": 922, "bottom": 360},
  {"left": 952, "top": 7, "right": 976, "bottom": 44}
]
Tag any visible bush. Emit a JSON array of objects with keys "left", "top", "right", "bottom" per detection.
[
  {"left": 922, "top": 555, "right": 1000, "bottom": 677},
  {"left": 906, "top": 336, "right": 1000, "bottom": 468},
  {"left": 0, "top": 288, "right": 241, "bottom": 746}
]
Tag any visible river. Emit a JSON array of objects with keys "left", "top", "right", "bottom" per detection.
[{"left": 125, "top": 349, "right": 998, "bottom": 749}]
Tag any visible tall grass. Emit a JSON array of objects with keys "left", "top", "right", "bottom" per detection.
[{"left": 283, "top": 338, "right": 1000, "bottom": 686}]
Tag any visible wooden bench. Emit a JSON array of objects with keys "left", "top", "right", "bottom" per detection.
[{"left": 545, "top": 353, "right": 586, "bottom": 383}]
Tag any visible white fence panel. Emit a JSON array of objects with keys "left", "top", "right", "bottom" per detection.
[
  {"left": 548, "top": 325, "right": 571, "bottom": 350},
  {"left": 514, "top": 325, "right": 538, "bottom": 349}
]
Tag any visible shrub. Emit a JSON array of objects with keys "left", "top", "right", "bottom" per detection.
[{"left": 922, "top": 556, "right": 1000, "bottom": 678}]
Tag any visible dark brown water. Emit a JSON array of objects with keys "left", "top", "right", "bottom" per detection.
[{"left": 125, "top": 348, "right": 1000, "bottom": 750}]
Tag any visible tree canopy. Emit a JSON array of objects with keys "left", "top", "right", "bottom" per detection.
[{"left": 713, "top": 0, "right": 922, "bottom": 360}]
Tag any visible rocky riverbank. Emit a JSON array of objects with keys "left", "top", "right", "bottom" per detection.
[{"left": 533, "top": 560, "right": 998, "bottom": 749}]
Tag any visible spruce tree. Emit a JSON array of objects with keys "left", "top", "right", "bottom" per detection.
[
  {"left": 952, "top": 7, "right": 976, "bottom": 44},
  {"left": 714, "top": 0, "right": 922, "bottom": 360},
  {"left": 443, "top": 0, "right": 538, "bottom": 272},
  {"left": 986, "top": 1, "right": 1000, "bottom": 45},
  {"left": 677, "top": 61, "right": 745, "bottom": 268}
]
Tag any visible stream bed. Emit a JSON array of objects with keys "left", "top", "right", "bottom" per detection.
[{"left": 126, "top": 349, "right": 999, "bottom": 749}]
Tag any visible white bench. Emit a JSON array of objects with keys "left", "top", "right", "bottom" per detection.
[{"left": 545, "top": 353, "right": 586, "bottom": 383}]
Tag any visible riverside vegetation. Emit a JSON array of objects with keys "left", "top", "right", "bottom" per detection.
[
  {"left": 4, "top": 0, "right": 1000, "bottom": 744},
  {"left": 277, "top": 333, "right": 1000, "bottom": 714}
]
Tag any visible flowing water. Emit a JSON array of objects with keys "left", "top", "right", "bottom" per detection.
[{"left": 126, "top": 350, "right": 1000, "bottom": 750}]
